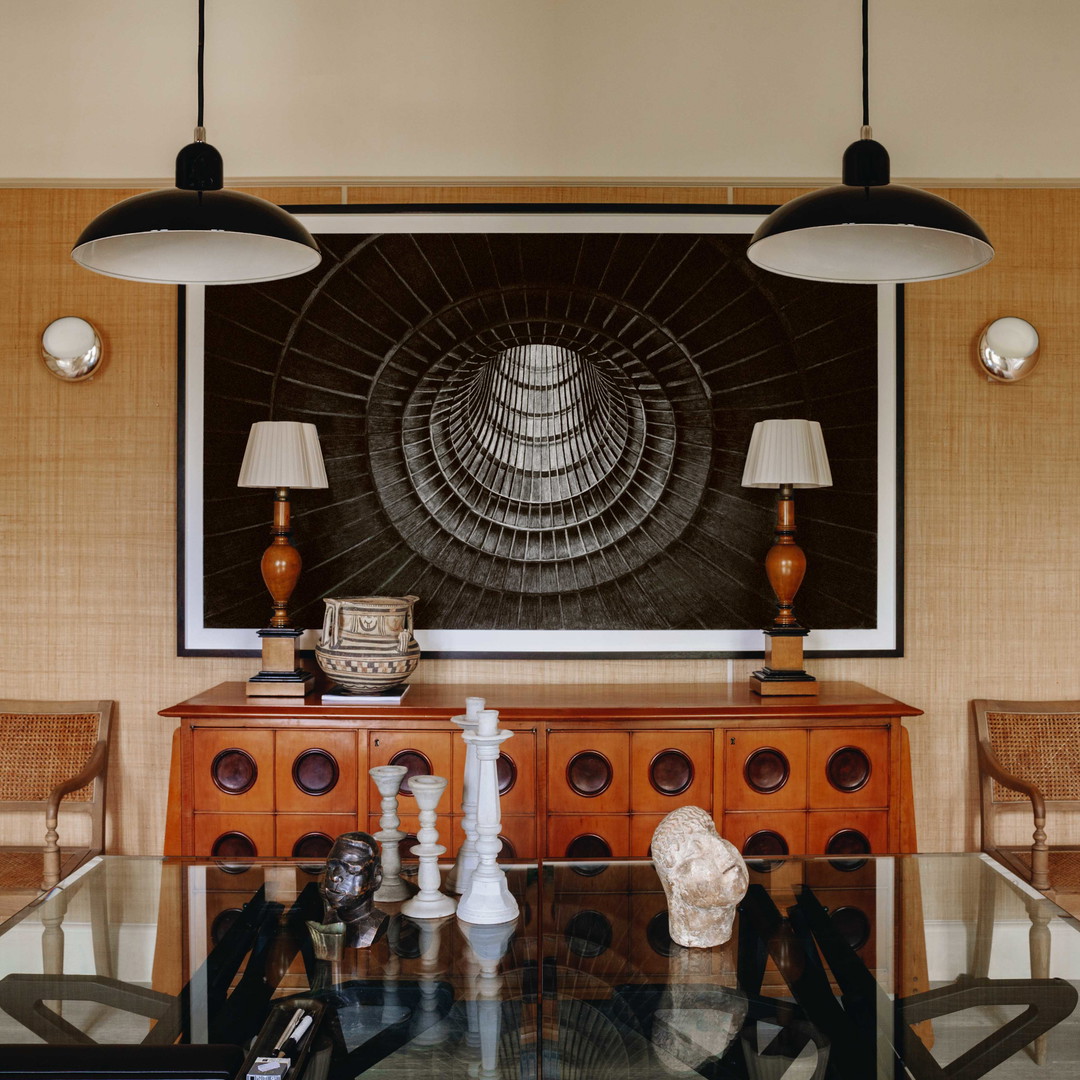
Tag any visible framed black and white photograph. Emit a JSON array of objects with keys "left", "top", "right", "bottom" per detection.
[{"left": 180, "top": 205, "right": 901, "bottom": 658}]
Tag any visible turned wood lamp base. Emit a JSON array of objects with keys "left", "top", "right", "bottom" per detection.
[{"left": 749, "top": 628, "right": 819, "bottom": 696}]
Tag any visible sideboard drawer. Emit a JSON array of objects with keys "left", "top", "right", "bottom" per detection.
[
  {"left": 724, "top": 729, "right": 808, "bottom": 811},
  {"left": 546, "top": 813, "right": 631, "bottom": 862},
  {"left": 275, "top": 813, "right": 356, "bottom": 859},
  {"left": 806, "top": 809, "right": 889, "bottom": 860},
  {"left": 192, "top": 730, "right": 275, "bottom": 813},
  {"left": 367, "top": 731, "right": 453, "bottom": 806},
  {"left": 723, "top": 810, "right": 808, "bottom": 860},
  {"left": 275, "top": 730, "right": 358, "bottom": 814},
  {"left": 547, "top": 732, "right": 630, "bottom": 814},
  {"left": 808, "top": 727, "right": 890, "bottom": 809},
  {"left": 194, "top": 813, "right": 275, "bottom": 859},
  {"left": 550, "top": 893, "right": 631, "bottom": 977},
  {"left": 630, "top": 730, "right": 713, "bottom": 814}
]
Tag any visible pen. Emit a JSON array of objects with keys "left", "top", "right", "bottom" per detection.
[
  {"left": 281, "top": 1013, "right": 313, "bottom": 1057},
  {"left": 273, "top": 1008, "right": 304, "bottom": 1055}
]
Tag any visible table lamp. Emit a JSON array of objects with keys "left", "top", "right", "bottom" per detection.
[
  {"left": 238, "top": 421, "right": 328, "bottom": 696},
  {"left": 741, "top": 419, "right": 832, "bottom": 696}
]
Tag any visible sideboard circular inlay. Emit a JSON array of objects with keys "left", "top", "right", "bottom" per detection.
[
  {"left": 744, "top": 748, "right": 790, "bottom": 794},
  {"left": 646, "top": 911, "right": 674, "bottom": 957},
  {"left": 742, "top": 829, "right": 789, "bottom": 872},
  {"left": 211, "top": 831, "right": 257, "bottom": 859},
  {"left": 564, "top": 909, "right": 613, "bottom": 958},
  {"left": 649, "top": 749, "right": 694, "bottom": 796},
  {"left": 291, "top": 832, "right": 334, "bottom": 860},
  {"left": 292, "top": 749, "right": 340, "bottom": 796},
  {"left": 566, "top": 750, "right": 613, "bottom": 797},
  {"left": 826, "top": 746, "right": 872, "bottom": 793},
  {"left": 210, "top": 748, "right": 257, "bottom": 795},
  {"left": 497, "top": 753, "right": 518, "bottom": 795},
  {"left": 566, "top": 832, "right": 612, "bottom": 876},
  {"left": 389, "top": 750, "right": 432, "bottom": 796},
  {"left": 210, "top": 908, "right": 242, "bottom": 946},
  {"left": 826, "top": 827, "right": 871, "bottom": 872},
  {"left": 830, "top": 905, "right": 871, "bottom": 950}
]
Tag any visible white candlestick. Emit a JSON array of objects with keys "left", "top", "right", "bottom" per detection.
[
  {"left": 457, "top": 710, "right": 519, "bottom": 925},
  {"left": 369, "top": 764, "right": 415, "bottom": 902},
  {"left": 408, "top": 914, "right": 453, "bottom": 1047},
  {"left": 402, "top": 775, "right": 457, "bottom": 919},
  {"left": 445, "top": 696, "right": 485, "bottom": 895},
  {"left": 457, "top": 918, "right": 516, "bottom": 1080}
]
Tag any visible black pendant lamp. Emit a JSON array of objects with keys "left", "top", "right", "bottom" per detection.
[
  {"left": 747, "top": 0, "right": 992, "bottom": 284},
  {"left": 72, "top": 0, "right": 320, "bottom": 285}
]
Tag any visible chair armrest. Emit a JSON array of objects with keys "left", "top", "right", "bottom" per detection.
[
  {"left": 976, "top": 738, "right": 1046, "bottom": 820},
  {"left": 45, "top": 741, "right": 108, "bottom": 819},
  {"left": 42, "top": 741, "right": 109, "bottom": 887},
  {"left": 976, "top": 736, "right": 1052, "bottom": 890}
]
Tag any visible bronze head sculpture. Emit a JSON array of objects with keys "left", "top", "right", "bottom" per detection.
[{"left": 319, "top": 831, "right": 389, "bottom": 948}]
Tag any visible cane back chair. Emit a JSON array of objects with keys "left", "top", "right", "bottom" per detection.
[
  {"left": 0, "top": 699, "right": 112, "bottom": 895},
  {"left": 973, "top": 698, "right": 1080, "bottom": 908}
]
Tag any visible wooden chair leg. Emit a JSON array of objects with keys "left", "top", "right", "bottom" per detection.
[
  {"left": 90, "top": 878, "right": 113, "bottom": 980},
  {"left": 970, "top": 860, "right": 998, "bottom": 978},
  {"left": 40, "top": 887, "right": 69, "bottom": 1018},
  {"left": 1028, "top": 895, "right": 1054, "bottom": 1066}
]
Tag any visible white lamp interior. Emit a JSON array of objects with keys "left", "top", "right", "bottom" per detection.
[
  {"left": 72, "top": 231, "right": 322, "bottom": 286},
  {"left": 748, "top": 225, "right": 994, "bottom": 285}
]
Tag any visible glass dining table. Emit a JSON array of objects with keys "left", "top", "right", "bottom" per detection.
[{"left": 0, "top": 852, "right": 1076, "bottom": 1079}]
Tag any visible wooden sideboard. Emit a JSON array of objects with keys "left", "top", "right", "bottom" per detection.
[{"left": 160, "top": 681, "right": 923, "bottom": 861}]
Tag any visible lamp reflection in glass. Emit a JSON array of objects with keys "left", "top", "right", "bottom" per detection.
[
  {"left": 238, "top": 421, "right": 328, "bottom": 696},
  {"left": 741, "top": 420, "right": 832, "bottom": 696}
]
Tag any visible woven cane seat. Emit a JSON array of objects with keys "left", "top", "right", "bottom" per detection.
[
  {"left": 0, "top": 712, "right": 98, "bottom": 803},
  {"left": 0, "top": 851, "right": 50, "bottom": 891},
  {"left": 1012, "top": 849, "right": 1080, "bottom": 892}
]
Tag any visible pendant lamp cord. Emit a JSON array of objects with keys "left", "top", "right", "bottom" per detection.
[
  {"left": 196, "top": 0, "right": 205, "bottom": 132},
  {"left": 859, "top": 0, "right": 868, "bottom": 129}
]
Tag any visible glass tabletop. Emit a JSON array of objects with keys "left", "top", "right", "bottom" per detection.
[{"left": 0, "top": 853, "right": 1076, "bottom": 1079}]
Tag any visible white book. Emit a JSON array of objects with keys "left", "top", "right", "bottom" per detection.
[{"left": 321, "top": 684, "right": 412, "bottom": 705}]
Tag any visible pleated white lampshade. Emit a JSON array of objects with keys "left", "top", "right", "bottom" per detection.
[
  {"left": 741, "top": 420, "right": 832, "bottom": 489},
  {"left": 237, "top": 421, "right": 328, "bottom": 489}
]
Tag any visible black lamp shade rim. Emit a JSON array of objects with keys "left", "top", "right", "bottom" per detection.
[
  {"left": 72, "top": 188, "right": 321, "bottom": 284},
  {"left": 749, "top": 183, "right": 992, "bottom": 245},
  {"left": 73, "top": 188, "right": 319, "bottom": 247}
]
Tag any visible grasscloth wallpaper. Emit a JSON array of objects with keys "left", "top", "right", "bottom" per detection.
[{"left": 1, "top": 183, "right": 1078, "bottom": 855}]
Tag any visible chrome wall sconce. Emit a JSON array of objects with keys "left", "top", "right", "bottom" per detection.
[
  {"left": 40, "top": 317, "right": 103, "bottom": 382},
  {"left": 976, "top": 317, "right": 1041, "bottom": 383}
]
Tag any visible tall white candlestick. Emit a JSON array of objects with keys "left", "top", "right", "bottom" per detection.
[
  {"left": 457, "top": 710, "right": 519, "bottom": 925},
  {"left": 446, "top": 695, "right": 485, "bottom": 895}
]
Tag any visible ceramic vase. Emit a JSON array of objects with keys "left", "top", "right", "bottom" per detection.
[{"left": 315, "top": 595, "right": 421, "bottom": 693}]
